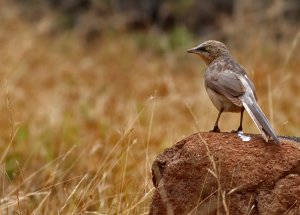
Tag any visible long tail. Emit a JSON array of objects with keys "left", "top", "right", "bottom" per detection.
[{"left": 241, "top": 96, "right": 279, "bottom": 144}]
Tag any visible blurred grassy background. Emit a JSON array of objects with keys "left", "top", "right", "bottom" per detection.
[{"left": 0, "top": 0, "right": 299, "bottom": 214}]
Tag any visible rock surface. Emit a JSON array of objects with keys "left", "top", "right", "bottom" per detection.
[{"left": 149, "top": 132, "right": 300, "bottom": 215}]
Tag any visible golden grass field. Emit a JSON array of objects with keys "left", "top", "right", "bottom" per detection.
[{"left": 0, "top": 4, "right": 299, "bottom": 214}]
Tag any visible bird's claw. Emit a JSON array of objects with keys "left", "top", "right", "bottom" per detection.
[
  {"left": 231, "top": 127, "right": 243, "bottom": 133},
  {"left": 210, "top": 126, "right": 220, "bottom": 133}
]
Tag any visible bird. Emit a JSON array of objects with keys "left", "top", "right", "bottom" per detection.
[{"left": 187, "top": 40, "right": 279, "bottom": 144}]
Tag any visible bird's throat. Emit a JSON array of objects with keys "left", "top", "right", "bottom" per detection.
[{"left": 199, "top": 54, "right": 213, "bottom": 65}]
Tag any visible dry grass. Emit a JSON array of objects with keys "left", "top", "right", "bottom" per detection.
[{"left": 0, "top": 3, "right": 299, "bottom": 214}]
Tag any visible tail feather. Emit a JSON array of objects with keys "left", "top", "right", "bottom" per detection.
[{"left": 241, "top": 97, "right": 279, "bottom": 144}]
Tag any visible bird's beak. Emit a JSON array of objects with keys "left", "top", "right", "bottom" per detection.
[{"left": 187, "top": 47, "right": 198, "bottom": 54}]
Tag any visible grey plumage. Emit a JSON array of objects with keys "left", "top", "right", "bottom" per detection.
[{"left": 187, "top": 40, "right": 279, "bottom": 144}]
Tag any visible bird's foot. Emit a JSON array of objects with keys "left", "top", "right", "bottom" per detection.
[
  {"left": 231, "top": 126, "right": 243, "bottom": 133},
  {"left": 210, "top": 126, "right": 220, "bottom": 132}
]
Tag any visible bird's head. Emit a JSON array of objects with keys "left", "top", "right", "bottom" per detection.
[{"left": 187, "top": 40, "right": 229, "bottom": 65}]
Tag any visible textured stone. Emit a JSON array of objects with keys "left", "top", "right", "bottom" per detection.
[{"left": 149, "top": 132, "right": 300, "bottom": 215}]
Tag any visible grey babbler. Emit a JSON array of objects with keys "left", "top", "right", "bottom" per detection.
[{"left": 187, "top": 40, "right": 279, "bottom": 144}]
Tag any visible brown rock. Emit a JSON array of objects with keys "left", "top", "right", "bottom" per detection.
[{"left": 149, "top": 132, "right": 300, "bottom": 215}]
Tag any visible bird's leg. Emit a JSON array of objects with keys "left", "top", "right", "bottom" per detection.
[
  {"left": 232, "top": 107, "right": 244, "bottom": 133},
  {"left": 210, "top": 108, "right": 223, "bottom": 132}
]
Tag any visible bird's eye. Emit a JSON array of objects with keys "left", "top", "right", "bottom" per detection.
[{"left": 197, "top": 46, "right": 209, "bottom": 52}]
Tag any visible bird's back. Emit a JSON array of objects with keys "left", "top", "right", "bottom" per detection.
[{"left": 205, "top": 56, "right": 257, "bottom": 101}]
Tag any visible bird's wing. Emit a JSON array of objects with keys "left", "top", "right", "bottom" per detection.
[
  {"left": 205, "top": 68, "right": 245, "bottom": 106},
  {"left": 243, "top": 75, "right": 257, "bottom": 100}
]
